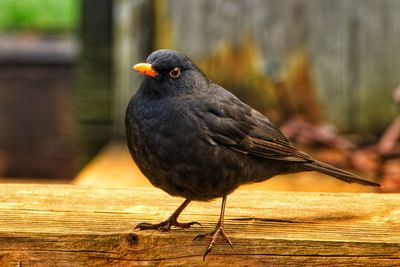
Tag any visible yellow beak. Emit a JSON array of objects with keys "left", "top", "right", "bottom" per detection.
[{"left": 133, "top": 63, "right": 158, "bottom": 78}]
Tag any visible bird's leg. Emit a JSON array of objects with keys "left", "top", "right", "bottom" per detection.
[
  {"left": 135, "top": 199, "right": 201, "bottom": 231},
  {"left": 193, "top": 196, "right": 233, "bottom": 260}
]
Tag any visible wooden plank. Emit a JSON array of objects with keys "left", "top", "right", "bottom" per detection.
[
  {"left": 0, "top": 177, "right": 70, "bottom": 184},
  {"left": 73, "top": 143, "right": 380, "bottom": 193},
  {"left": 0, "top": 184, "right": 398, "bottom": 266},
  {"left": 73, "top": 142, "right": 151, "bottom": 188}
]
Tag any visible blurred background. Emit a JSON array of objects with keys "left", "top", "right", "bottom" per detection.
[{"left": 0, "top": 0, "right": 399, "bottom": 192}]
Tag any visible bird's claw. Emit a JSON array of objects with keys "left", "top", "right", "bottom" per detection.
[
  {"left": 135, "top": 219, "right": 201, "bottom": 232},
  {"left": 135, "top": 221, "right": 171, "bottom": 231},
  {"left": 194, "top": 224, "right": 233, "bottom": 260},
  {"left": 173, "top": 220, "right": 202, "bottom": 229}
]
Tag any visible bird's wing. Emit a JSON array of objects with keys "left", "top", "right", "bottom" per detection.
[{"left": 192, "top": 85, "right": 312, "bottom": 163}]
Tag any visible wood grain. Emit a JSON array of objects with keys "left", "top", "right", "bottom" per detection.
[{"left": 0, "top": 184, "right": 398, "bottom": 266}]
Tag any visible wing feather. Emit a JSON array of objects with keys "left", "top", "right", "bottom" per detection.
[{"left": 192, "top": 85, "right": 312, "bottom": 163}]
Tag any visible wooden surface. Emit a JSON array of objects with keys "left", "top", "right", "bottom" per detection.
[
  {"left": 0, "top": 184, "right": 399, "bottom": 266},
  {"left": 74, "top": 143, "right": 380, "bottom": 193}
]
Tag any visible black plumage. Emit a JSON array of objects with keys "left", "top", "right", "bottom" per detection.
[{"left": 126, "top": 49, "right": 379, "bottom": 259}]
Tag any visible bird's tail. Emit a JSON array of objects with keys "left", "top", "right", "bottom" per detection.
[{"left": 304, "top": 160, "right": 380, "bottom": 187}]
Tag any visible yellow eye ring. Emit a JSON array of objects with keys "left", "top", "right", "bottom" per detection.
[{"left": 169, "top": 67, "right": 181, "bottom": 78}]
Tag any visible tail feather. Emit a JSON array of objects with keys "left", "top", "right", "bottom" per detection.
[{"left": 304, "top": 160, "right": 380, "bottom": 187}]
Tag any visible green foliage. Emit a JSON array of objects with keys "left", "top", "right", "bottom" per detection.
[{"left": 0, "top": 0, "right": 79, "bottom": 32}]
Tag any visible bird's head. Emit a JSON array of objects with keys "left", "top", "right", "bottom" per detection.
[{"left": 133, "top": 49, "right": 207, "bottom": 96}]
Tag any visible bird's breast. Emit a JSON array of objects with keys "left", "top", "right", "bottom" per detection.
[{"left": 125, "top": 97, "right": 244, "bottom": 200}]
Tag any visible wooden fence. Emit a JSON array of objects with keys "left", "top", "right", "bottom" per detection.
[{"left": 112, "top": 0, "right": 400, "bottom": 136}]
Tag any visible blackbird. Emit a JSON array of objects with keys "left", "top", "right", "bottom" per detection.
[{"left": 126, "top": 49, "right": 380, "bottom": 259}]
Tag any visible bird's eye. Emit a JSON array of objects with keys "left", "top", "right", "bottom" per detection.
[{"left": 169, "top": 67, "right": 181, "bottom": 78}]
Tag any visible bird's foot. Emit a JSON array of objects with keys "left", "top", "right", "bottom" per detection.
[
  {"left": 135, "top": 217, "right": 201, "bottom": 232},
  {"left": 193, "top": 221, "right": 233, "bottom": 260}
]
